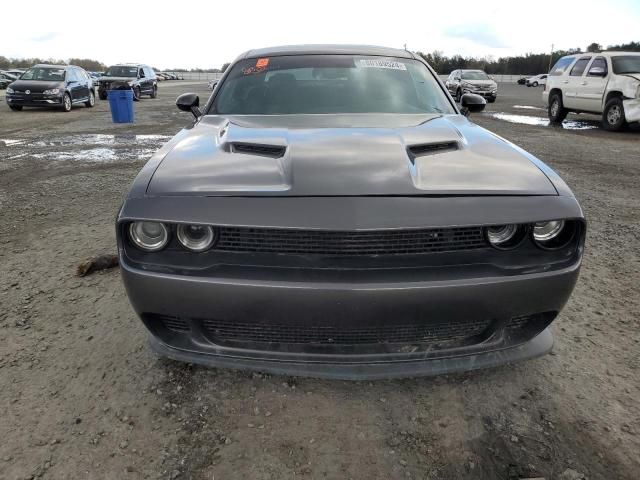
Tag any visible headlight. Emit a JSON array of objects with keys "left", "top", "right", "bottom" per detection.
[
  {"left": 177, "top": 224, "right": 216, "bottom": 252},
  {"left": 485, "top": 224, "right": 525, "bottom": 249},
  {"left": 533, "top": 220, "right": 564, "bottom": 241},
  {"left": 43, "top": 88, "right": 60, "bottom": 95},
  {"left": 128, "top": 221, "right": 169, "bottom": 252},
  {"left": 486, "top": 224, "right": 517, "bottom": 245},
  {"left": 6, "top": 87, "right": 14, "bottom": 94},
  {"left": 532, "top": 220, "right": 579, "bottom": 250},
  {"left": 636, "top": 84, "right": 640, "bottom": 98}
]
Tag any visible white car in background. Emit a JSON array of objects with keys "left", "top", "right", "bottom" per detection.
[
  {"left": 543, "top": 51, "right": 640, "bottom": 131},
  {"left": 526, "top": 74, "right": 547, "bottom": 87}
]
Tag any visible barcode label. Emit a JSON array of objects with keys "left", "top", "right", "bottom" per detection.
[{"left": 359, "top": 59, "right": 407, "bottom": 70}]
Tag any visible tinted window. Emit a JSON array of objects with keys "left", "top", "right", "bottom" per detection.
[
  {"left": 570, "top": 58, "right": 591, "bottom": 76},
  {"left": 20, "top": 67, "right": 66, "bottom": 81},
  {"left": 549, "top": 56, "right": 575, "bottom": 76},
  {"left": 213, "top": 55, "right": 454, "bottom": 115},
  {"left": 611, "top": 56, "right": 640, "bottom": 74},
  {"left": 461, "top": 71, "right": 489, "bottom": 80},
  {"left": 104, "top": 65, "right": 138, "bottom": 77},
  {"left": 587, "top": 57, "right": 608, "bottom": 76}
]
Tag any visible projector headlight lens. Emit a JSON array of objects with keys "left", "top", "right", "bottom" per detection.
[
  {"left": 128, "top": 221, "right": 169, "bottom": 252},
  {"left": 177, "top": 224, "right": 216, "bottom": 252},
  {"left": 486, "top": 224, "right": 517, "bottom": 245},
  {"left": 533, "top": 220, "right": 565, "bottom": 242}
]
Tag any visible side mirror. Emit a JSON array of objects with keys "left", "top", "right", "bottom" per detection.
[
  {"left": 176, "top": 93, "right": 201, "bottom": 119},
  {"left": 589, "top": 67, "right": 606, "bottom": 77},
  {"left": 460, "top": 93, "right": 486, "bottom": 116}
]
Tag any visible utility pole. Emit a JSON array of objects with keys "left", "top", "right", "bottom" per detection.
[{"left": 548, "top": 43, "right": 554, "bottom": 72}]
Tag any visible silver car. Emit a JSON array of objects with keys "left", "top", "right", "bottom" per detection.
[{"left": 117, "top": 45, "right": 585, "bottom": 380}]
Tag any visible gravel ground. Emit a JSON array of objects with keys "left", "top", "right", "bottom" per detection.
[{"left": 0, "top": 82, "right": 639, "bottom": 480}]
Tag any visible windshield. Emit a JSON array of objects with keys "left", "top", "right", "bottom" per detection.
[
  {"left": 212, "top": 55, "right": 454, "bottom": 115},
  {"left": 20, "top": 67, "right": 65, "bottom": 81},
  {"left": 104, "top": 66, "right": 138, "bottom": 77},
  {"left": 461, "top": 71, "right": 489, "bottom": 80},
  {"left": 612, "top": 56, "right": 640, "bottom": 74}
]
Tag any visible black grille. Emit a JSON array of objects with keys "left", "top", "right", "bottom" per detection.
[
  {"left": 159, "top": 315, "right": 190, "bottom": 332},
  {"left": 200, "top": 318, "right": 492, "bottom": 345},
  {"left": 215, "top": 226, "right": 487, "bottom": 256}
]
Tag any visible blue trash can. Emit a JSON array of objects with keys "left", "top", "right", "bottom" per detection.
[{"left": 108, "top": 89, "right": 135, "bottom": 123}]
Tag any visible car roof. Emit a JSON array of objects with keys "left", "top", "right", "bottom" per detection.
[
  {"left": 240, "top": 44, "right": 414, "bottom": 60},
  {"left": 32, "top": 64, "right": 71, "bottom": 69},
  {"left": 600, "top": 51, "right": 640, "bottom": 57}
]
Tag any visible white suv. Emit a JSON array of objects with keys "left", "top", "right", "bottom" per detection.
[{"left": 543, "top": 52, "right": 640, "bottom": 131}]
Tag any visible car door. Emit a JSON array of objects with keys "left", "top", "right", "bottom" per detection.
[
  {"left": 563, "top": 56, "right": 591, "bottom": 110},
  {"left": 66, "top": 69, "right": 82, "bottom": 102},
  {"left": 580, "top": 56, "right": 609, "bottom": 113},
  {"left": 75, "top": 68, "right": 90, "bottom": 100},
  {"left": 446, "top": 71, "right": 457, "bottom": 94},
  {"left": 145, "top": 67, "right": 156, "bottom": 91},
  {"left": 139, "top": 67, "right": 151, "bottom": 93}
]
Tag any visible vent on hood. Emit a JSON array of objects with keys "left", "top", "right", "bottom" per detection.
[
  {"left": 407, "top": 141, "right": 459, "bottom": 161},
  {"left": 230, "top": 142, "right": 286, "bottom": 158}
]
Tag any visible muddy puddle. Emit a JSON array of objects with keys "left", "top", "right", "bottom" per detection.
[
  {"left": 487, "top": 112, "right": 598, "bottom": 130},
  {"left": 0, "top": 134, "right": 172, "bottom": 164}
]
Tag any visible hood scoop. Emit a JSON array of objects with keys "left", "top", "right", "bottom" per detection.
[
  {"left": 228, "top": 142, "right": 286, "bottom": 158},
  {"left": 407, "top": 141, "right": 459, "bottom": 163}
]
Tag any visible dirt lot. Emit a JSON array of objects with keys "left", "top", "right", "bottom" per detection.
[{"left": 1, "top": 82, "right": 639, "bottom": 480}]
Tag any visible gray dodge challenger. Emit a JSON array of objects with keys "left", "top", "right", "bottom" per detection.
[{"left": 117, "top": 45, "right": 585, "bottom": 379}]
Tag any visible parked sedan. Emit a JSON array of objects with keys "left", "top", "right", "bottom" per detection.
[
  {"left": 526, "top": 74, "right": 548, "bottom": 87},
  {"left": 118, "top": 45, "right": 585, "bottom": 380},
  {"left": 5, "top": 64, "right": 95, "bottom": 111}
]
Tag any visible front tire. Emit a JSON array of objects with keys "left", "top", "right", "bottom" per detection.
[
  {"left": 85, "top": 90, "right": 95, "bottom": 108},
  {"left": 602, "top": 97, "right": 626, "bottom": 131},
  {"left": 150, "top": 85, "right": 157, "bottom": 98},
  {"left": 9, "top": 105, "right": 23, "bottom": 111},
  {"left": 532, "top": 81, "right": 539, "bottom": 87},
  {"left": 99, "top": 91, "right": 107, "bottom": 100},
  {"left": 62, "top": 93, "right": 72, "bottom": 112},
  {"left": 487, "top": 97, "right": 496, "bottom": 103},
  {"left": 133, "top": 86, "right": 141, "bottom": 102},
  {"left": 548, "top": 93, "right": 568, "bottom": 123}
]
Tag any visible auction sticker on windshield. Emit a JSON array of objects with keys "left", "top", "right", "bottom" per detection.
[{"left": 359, "top": 59, "right": 407, "bottom": 70}]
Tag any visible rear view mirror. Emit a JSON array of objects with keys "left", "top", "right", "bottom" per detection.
[
  {"left": 176, "top": 93, "right": 201, "bottom": 119},
  {"left": 460, "top": 93, "right": 486, "bottom": 116},
  {"left": 589, "top": 67, "right": 606, "bottom": 77}
]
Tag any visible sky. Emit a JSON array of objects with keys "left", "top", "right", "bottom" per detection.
[{"left": 1, "top": 0, "right": 639, "bottom": 69}]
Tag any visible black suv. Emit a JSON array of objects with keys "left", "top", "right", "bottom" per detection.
[
  {"left": 5, "top": 64, "right": 95, "bottom": 112},
  {"left": 98, "top": 64, "right": 157, "bottom": 101}
]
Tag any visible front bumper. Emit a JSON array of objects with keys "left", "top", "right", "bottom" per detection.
[
  {"left": 463, "top": 88, "right": 496, "bottom": 99},
  {"left": 121, "top": 258, "right": 580, "bottom": 379},
  {"left": 623, "top": 98, "right": 640, "bottom": 123},
  {"left": 6, "top": 93, "right": 63, "bottom": 107}
]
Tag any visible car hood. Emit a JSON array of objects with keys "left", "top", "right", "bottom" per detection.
[
  {"left": 146, "top": 114, "right": 557, "bottom": 197},
  {"left": 8, "top": 80, "right": 63, "bottom": 92}
]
